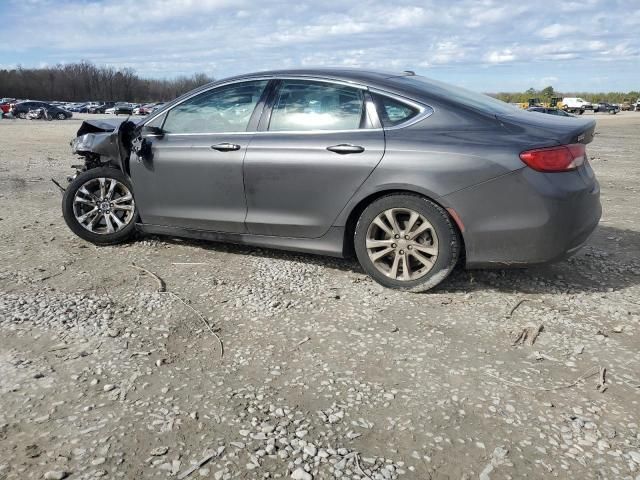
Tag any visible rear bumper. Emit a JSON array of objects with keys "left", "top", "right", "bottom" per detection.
[{"left": 443, "top": 166, "right": 601, "bottom": 268}]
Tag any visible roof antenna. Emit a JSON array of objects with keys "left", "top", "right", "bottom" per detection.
[{"left": 403, "top": 70, "right": 415, "bottom": 75}]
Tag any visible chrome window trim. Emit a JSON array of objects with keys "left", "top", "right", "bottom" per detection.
[
  {"left": 161, "top": 129, "right": 384, "bottom": 137},
  {"left": 144, "top": 76, "right": 432, "bottom": 136}
]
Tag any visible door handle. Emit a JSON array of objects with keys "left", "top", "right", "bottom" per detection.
[
  {"left": 326, "top": 144, "right": 365, "bottom": 154},
  {"left": 211, "top": 143, "right": 241, "bottom": 152}
]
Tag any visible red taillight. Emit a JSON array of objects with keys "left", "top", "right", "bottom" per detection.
[{"left": 520, "top": 144, "right": 586, "bottom": 172}]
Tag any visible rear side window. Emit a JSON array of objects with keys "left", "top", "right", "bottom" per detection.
[
  {"left": 372, "top": 94, "right": 419, "bottom": 127},
  {"left": 269, "top": 80, "right": 365, "bottom": 131}
]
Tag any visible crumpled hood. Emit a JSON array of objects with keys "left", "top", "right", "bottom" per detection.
[{"left": 76, "top": 117, "right": 139, "bottom": 136}]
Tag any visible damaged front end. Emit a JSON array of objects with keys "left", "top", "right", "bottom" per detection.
[{"left": 70, "top": 118, "right": 138, "bottom": 176}]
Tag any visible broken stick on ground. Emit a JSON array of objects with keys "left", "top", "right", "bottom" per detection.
[
  {"left": 131, "top": 262, "right": 166, "bottom": 292},
  {"left": 512, "top": 324, "right": 544, "bottom": 346},
  {"left": 597, "top": 366, "right": 607, "bottom": 393}
]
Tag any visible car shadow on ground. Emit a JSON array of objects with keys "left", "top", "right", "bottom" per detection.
[{"left": 148, "top": 224, "right": 640, "bottom": 294}]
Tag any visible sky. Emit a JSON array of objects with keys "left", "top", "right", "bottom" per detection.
[{"left": 1, "top": 0, "right": 639, "bottom": 92}]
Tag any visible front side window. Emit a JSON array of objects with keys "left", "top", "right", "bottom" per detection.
[
  {"left": 269, "top": 80, "right": 365, "bottom": 131},
  {"left": 373, "top": 93, "right": 420, "bottom": 127},
  {"left": 163, "top": 80, "right": 268, "bottom": 134}
]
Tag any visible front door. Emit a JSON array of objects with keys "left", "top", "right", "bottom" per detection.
[
  {"left": 129, "top": 80, "right": 269, "bottom": 233},
  {"left": 244, "top": 79, "right": 385, "bottom": 238}
]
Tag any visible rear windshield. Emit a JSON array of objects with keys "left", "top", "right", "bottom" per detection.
[{"left": 394, "top": 76, "right": 517, "bottom": 115}]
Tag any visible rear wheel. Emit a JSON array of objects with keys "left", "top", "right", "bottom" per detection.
[
  {"left": 62, "top": 167, "right": 138, "bottom": 245},
  {"left": 354, "top": 194, "right": 460, "bottom": 292}
]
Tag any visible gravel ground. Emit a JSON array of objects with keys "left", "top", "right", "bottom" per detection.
[{"left": 0, "top": 112, "right": 639, "bottom": 480}]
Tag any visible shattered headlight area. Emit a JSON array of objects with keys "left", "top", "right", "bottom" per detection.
[{"left": 71, "top": 134, "right": 96, "bottom": 154}]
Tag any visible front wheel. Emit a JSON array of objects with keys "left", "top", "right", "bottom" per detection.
[
  {"left": 354, "top": 194, "right": 461, "bottom": 292},
  {"left": 62, "top": 167, "right": 138, "bottom": 245},
  {"left": 56, "top": 112, "right": 66, "bottom": 120}
]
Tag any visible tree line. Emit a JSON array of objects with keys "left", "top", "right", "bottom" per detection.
[
  {"left": 492, "top": 86, "right": 640, "bottom": 104},
  {"left": 0, "top": 61, "right": 214, "bottom": 103},
  {"left": 2, "top": 64, "right": 638, "bottom": 105}
]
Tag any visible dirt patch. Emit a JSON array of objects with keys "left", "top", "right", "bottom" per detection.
[{"left": 1, "top": 113, "right": 639, "bottom": 479}]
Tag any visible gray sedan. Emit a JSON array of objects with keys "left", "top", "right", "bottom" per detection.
[{"left": 61, "top": 69, "right": 601, "bottom": 291}]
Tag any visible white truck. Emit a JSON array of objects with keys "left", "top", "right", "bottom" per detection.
[{"left": 562, "top": 97, "right": 592, "bottom": 115}]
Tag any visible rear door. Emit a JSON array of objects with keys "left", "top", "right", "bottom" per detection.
[
  {"left": 243, "top": 79, "right": 385, "bottom": 238},
  {"left": 129, "top": 79, "right": 270, "bottom": 233}
]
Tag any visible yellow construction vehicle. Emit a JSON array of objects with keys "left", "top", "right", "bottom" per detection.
[
  {"left": 549, "top": 97, "right": 564, "bottom": 109},
  {"left": 519, "top": 98, "right": 544, "bottom": 109}
]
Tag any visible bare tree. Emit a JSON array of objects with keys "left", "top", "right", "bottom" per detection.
[{"left": 0, "top": 61, "right": 214, "bottom": 102}]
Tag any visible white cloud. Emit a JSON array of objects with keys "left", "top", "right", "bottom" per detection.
[
  {"left": 486, "top": 49, "right": 516, "bottom": 63},
  {"left": 0, "top": 0, "right": 638, "bottom": 90},
  {"left": 538, "top": 23, "right": 578, "bottom": 39}
]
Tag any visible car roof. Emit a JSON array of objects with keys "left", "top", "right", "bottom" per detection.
[
  {"left": 193, "top": 68, "right": 464, "bottom": 108},
  {"left": 218, "top": 67, "right": 413, "bottom": 83},
  {"left": 202, "top": 68, "right": 421, "bottom": 97}
]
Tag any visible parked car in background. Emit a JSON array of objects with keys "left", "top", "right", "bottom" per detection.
[
  {"left": 107, "top": 103, "right": 134, "bottom": 115},
  {"left": 43, "top": 104, "right": 73, "bottom": 120},
  {"left": 88, "top": 102, "right": 115, "bottom": 113},
  {"left": 67, "top": 103, "right": 90, "bottom": 113},
  {"left": 133, "top": 105, "right": 145, "bottom": 115},
  {"left": 12, "top": 101, "right": 72, "bottom": 119},
  {"left": 562, "top": 97, "right": 591, "bottom": 114},
  {"left": 133, "top": 103, "right": 162, "bottom": 115},
  {"left": 527, "top": 107, "right": 574, "bottom": 117},
  {"left": 82, "top": 102, "right": 102, "bottom": 113},
  {"left": 620, "top": 99, "right": 633, "bottom": 111},
  {"left": 149, "top": 102, "right": 164, "bottom": 113},
  {"left": 593, "top": 102, "right": 619, "bottom": 114},
  {"left": 62, "top": 68, "right": 601, "bottom": 292},
  {"left": 635, "top": 99, "right": 640, "bottom": 111},
  {"left": 0, "top": 99, "right": 15, "bottom": 115},
  {"left": 11, "top": 101, "right": 50, "bottom": 118}
]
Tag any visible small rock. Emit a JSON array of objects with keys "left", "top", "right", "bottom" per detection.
[
  {"left": 44, "top": 472, "right": 69, "bottom": 480},
  {"left": 303, "top": 444, "right": 317, "bottom": 456},
  {"left": 150, "top": 447, "right": 169, "bottom": 456},
  {"left": 103, "top": 384, "right": 116, "bottom": 392},
  {"left": 291, "top": 468, "right": 312, "bottom": 480}
]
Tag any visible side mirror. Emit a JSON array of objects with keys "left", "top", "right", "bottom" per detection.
[{"left": 142, "top": 125, "right": 164, "bottom": 137}]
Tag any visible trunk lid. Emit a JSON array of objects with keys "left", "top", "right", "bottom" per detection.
[{"left": 497, "top": 110, "right": 596, "bottom": 146}]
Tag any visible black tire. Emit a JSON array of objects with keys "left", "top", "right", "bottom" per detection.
[
  {"left": 56, "top": 112, "right": 66, "bottom": 120},
  {"left": 354, "top": 194, "right": 460, "bottom": 292},
  {"left": 18, "top": 112, "right": 26, "bottom": 119},
  {"left": 62, "top": 167, "right": 138, "bottom": 245}
]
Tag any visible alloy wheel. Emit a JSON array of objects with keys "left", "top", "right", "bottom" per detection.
[
  {"left": 365, "top": 208, "right": 438, "bottom": 281},
  {"left": 72, "top": 177, "right": 135, "bottom": 234}
]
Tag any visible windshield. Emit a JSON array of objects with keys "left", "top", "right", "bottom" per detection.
[{"left": 394, "top": 75, "right": 517, "bottom": 115}]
